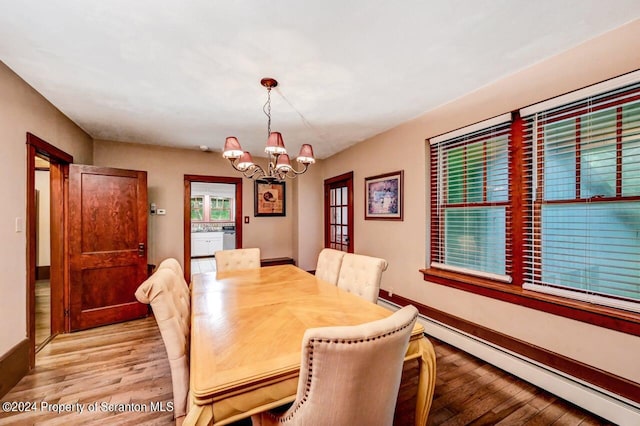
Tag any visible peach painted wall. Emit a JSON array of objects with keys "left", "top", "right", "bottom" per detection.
[
  {"left": 0, "top": 61, "right": 93, "bottom": 356},
  {"left": 304, "top": 20, "right": 640, "bottom": 383},
  {"left": 290, "top": 161, "right": 325, "bottom": 271},
  {"left": 93, "top": 140, "right": 295, "bottom": 268}
]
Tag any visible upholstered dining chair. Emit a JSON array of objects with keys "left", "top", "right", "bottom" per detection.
[
  {"left": 252, "top": 305, "right": 419, "bottom": 426},
  {"left": 135, "top": 268, "right": 191, "bottom": 425},
  {"left": 157, "top": 257, "right": 189, "bottom": 287},
  {"left": 215, "top": 247, "right": 261, "bottom": 272},
  {"left": 336, "top": 253, "right": 388, "bottom": 303},
  {"left": 314, "top": 248, "right": 346, "bottom": 285}
]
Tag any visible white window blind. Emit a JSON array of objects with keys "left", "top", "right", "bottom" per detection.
[
  {"left": 521, "top": 81, "right": 640, "bottom": 312},
  {"left": 430, "top": 116, "right": 512, "bottom": 282}
]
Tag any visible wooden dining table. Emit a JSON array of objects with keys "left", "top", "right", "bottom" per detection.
[{"left": 184, "top": 265, "right": 436, "bottom": 426}]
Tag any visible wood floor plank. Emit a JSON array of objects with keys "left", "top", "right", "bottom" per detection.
[
  {"left": 442, "top": 375, "right": 528, "bottom": 425},
  {"left": 522, "top": 399, "right": 567, "bottom": 426},
  {"left": 495, "top": 402, "right": 539, "bottom": 425}
]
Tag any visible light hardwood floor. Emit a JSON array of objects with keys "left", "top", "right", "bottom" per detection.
[
  {"left": 427, "top": 340, "right": 613, "bottom": 426},
  {"left": 1, "top": 316, "right": 613, "bottom": 425},
  {"left": 35, "top": 279, "right": 51, "bottom": 351},
  {"left": 1, "top": 317, "right": 174, "bottom": 425}
]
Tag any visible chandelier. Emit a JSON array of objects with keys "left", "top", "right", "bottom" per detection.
[{"left": 222, "top": 78, "right": 315, "bottom": 181}]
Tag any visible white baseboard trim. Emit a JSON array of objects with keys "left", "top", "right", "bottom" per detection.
[{"left": 378, "top": 299, "right": 640, "bottom": 425}]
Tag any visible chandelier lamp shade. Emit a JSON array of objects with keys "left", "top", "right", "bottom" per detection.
[{"left": 223, "top": 78, "right": 315, "bottom": 181}]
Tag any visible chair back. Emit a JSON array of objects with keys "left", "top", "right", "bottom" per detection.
[
  {"left": 336, "top": 253, "right": 388, "bottom": 303},
  {"left": 315, "top": 248, "right": 346, "bottom": 285},
  {"left": 255, "top": 305, "right": 418, "bottom": 426},
  {"left": 215, "top": 248, "right": 261, "bottom": 272},
  {"left": 157, "top": 257, "right": 188, "bottom": 287},
  {"left": 135, "top": 268, "right": 191, "bottom": 419}
]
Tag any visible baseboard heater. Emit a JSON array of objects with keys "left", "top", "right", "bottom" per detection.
[{"left": 378, "top": 299, "right": 640, "bottom": 425}]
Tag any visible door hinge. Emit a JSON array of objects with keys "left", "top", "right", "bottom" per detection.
[{"left": 64, "top": 309, "right": 70, "bottom": 317}]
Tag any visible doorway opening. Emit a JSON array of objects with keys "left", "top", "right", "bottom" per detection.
[
  {"left": 26, "top": 133, "right": 73, "bottom": 368},
  {"left": 183, "top": 175, "right": 243, "bottom": 280},
  {"left": 34, "top": 157, "right": 52, "bottom": 352}
]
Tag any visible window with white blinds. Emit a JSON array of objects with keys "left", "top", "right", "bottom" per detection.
[
  {"left": 521, "top": 82, "right": 640, "bottom": 312},
  {"left": 430, "top": 116, "right": 512, "bottom": 282}
]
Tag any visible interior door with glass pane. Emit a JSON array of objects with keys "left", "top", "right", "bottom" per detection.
[{"left": 324, "top": 172, "right": 354, "bottom": 252}]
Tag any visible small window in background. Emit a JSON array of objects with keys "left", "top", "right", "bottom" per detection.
[
  {"left": 210, "top": 197, "right": 233, "bottom": 221},
  {"left": 191, "top": 196, "right": 204, "bottom": 221}
]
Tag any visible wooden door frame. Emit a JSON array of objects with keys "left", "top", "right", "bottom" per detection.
[
  {"left": 183, "top": 175, "right": 243, "bottom": 281},
  {"left": 323, "top": 171, "right": 354, "bottom": 252},
  {"left": 26, "top": 133, "right": 73, "bottom": 368}
]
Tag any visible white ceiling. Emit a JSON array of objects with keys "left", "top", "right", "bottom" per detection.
[{"left": 1, "top": 1, "right": 640, "bottom": 159}]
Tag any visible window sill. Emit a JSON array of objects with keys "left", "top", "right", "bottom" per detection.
[{"left": 421, "top": 267, "right": 640, "bottom": 337}]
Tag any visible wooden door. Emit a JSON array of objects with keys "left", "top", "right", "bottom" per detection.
[
  {"left": 68, "top": 165, "right": 148, "bottom": 331},
  {"left": 324, "top": 172, "right": 354, "bottom": 252}
]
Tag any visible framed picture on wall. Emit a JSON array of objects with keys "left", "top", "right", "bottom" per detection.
[
  {"left": 255, "top": 180, "right": 286, "bottom": 216},
  {"left": 364, "top": 170, "right": 403, "bottom": 221}
]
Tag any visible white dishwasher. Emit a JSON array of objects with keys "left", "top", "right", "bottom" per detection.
[{"left": 222, "top": 225, "right": 236, "bottom": 250}]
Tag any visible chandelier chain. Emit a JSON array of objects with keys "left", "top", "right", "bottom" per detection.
[{"left": 263, "top": 87, "right": 272, "bottom": 136}]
